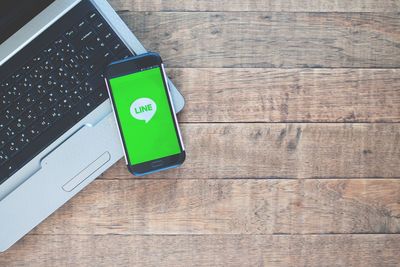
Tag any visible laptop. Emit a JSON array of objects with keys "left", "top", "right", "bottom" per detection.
[{"left": 0, "top": 0, "right": 185, "bottom": 251}]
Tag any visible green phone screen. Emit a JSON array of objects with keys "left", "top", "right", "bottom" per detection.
[{"left": 109, "top": 67, "right": 182, "bottom": 165}]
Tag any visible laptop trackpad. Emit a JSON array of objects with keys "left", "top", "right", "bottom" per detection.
[
  {"left": 62, "top": 152, "right": 110, "bottom": 192},
  {"left": 37, "top": 113, "right": 122, "bottom": 191}
]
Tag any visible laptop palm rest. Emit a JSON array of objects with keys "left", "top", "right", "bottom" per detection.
[{"left": 0, "top": 113, "right": 123, "bottom": 252}]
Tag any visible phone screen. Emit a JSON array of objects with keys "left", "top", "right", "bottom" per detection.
[{"left": 108, "top": 66, "right": 182, "bottom": 165}]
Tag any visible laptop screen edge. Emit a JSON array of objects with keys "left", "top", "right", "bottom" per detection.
[{"left": 0, "top": 0, "right": 81, "bottom": 66}]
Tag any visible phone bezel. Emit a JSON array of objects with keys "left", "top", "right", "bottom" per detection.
[{"left": 105, "top": 52, "right": 185, "bottom": 176}]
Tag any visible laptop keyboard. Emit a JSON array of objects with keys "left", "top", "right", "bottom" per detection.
[{"left": 0, "top": 10, "right": 133, "bottom": 183}]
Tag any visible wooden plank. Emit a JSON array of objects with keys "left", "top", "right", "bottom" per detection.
[
  {"left": 99, "top": 123, "right": 400, "bottom": 179},
  {"left": 111, "top": 0, "right": 400, "bottom": 12},
  {"left": 30, "top": 179, "right": 400, "bottom": 235},
  {"left": 2, "top": 234, "right": 400, "bottom": 266},
  {"left": 120, "top": 12, "right": 400, "bottom": 68},
  {"left": 168, "top": 68, "right": 400, "bottom": 123}
]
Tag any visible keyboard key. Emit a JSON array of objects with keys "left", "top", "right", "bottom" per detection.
[
  {"left": 14, "top": 133, "right": 32, "bottom": 149},
  {"left": 92, "top": 18, "right": 105, "bottom": 32},
  {"left": 29, "top": 66, "right": 44, "bottom": 82},
  {"left": 77, "top": 20, "right": 87, "bottom": 30},
  {"left": 21, "top": 62, "right": 34, "bottom": 73},
  {"left": 116, "top": 48, "right": 133, "bottom": 60},
  {"left": 0, "top": 129, "right": 9, "bottom": 148},
  {"left": 20, "top": 108, "right": 39, "bottom": 126},
  {"left": 3, "top": 142, "right": 21, "bottom": 158},
  {"left": 12, "top": 99, "right": 27, "bottom": 114},
  {"left": 4, "top": 126, "right": 17, "bottom": 141},
  {"left": 6, "top": 104, "right": 23, "bottom": 120},
  {"left": 0, "top": 77, "right": 12, "bottom": 89},
  {"left": 35, "top": 83, "right": 48, "bottom": 96},
  {"left": 23, "top": 90, "right": 38, "bottom": 106},
  {"left": 25, "top": 125, "right": 41, "bottom": 140},
  {"left": 70, "top": 105, "right": 86, "bottom": 121},
  {"left": 53, "top": 37, "right": 65, "bottom": 47},
  {"left": 87, "top": 11, "right": 99, "bottom": 21},
  {"left": 7, "top": 119, "right": 26, "bottom": 136},
  {"left": 79, "top": 28, "right": 95, "bottom": 43},
  {"left": 60, "top": 42, "right": 75, "bottom": 54},
  {"left": 56, "top": 97, "right": 74, "bottom": 114},
  {"left": 0, "top": 112, "right": 12, "bottom": 129},
  {"left": 43, "top": 45, "right": 55, "bottom": 57},
  {"left": 74, "top": 68, "right": 90, "bottom": 81},
  {"left": 9, "top": 73, "right": 22, "bottom": 84},
  {"left": 49, "top": 51, "right": 66, "bottom": 67},
  {"left": 4, "top": 109, "right": 16, "bottom": 122},
  {"left": 16, "top": 77, "right": 34, "bottom": 93},
  {"left": 42, "top": 59, "right": 55, "bottom": 72},
  {"left": 43, "top": 73, "right": 59, "bottom": 87},
  {"left": 37, "top": 116, "right": 52, "bottom": 131},
  {"left": 82, "top": 95, "right": 98, "bottom": 112},
  {"left": 65, "top": 27, "right": 78, "bottom": 40},
  {"left": 78, "top": 81, "right": 95, "bottom": 96},
  {"left": 1, "top": 94, "right": 12, "bottom": 107},
  {"left": 109, "top": 42, "right": 124, "bottom": 55},
  {"left": 0, "top": 150, "right": 9, "bottom": 166},
  {"left": 48, "top": 107, "right": 63, "bottom": 123}
]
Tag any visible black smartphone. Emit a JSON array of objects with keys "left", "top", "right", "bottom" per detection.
[{"left": 105, "top": 52, "right": 185, "bottom": 176}]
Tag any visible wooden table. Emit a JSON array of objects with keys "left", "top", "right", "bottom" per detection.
[{"left": 2, "top": 0, "right": 400, "bottom": 266}]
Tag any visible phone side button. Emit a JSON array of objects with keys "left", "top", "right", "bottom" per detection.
[{"left": 62, "top": 152, "right": 111, "bottom": 192}]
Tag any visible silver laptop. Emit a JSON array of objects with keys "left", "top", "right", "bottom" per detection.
[{"left": 0, "top": 0, "right": 185, "bottom": 251}]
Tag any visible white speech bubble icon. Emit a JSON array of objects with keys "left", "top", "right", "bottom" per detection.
[{"left": 130, "top": 98, "right": 157, "bottom": 123}]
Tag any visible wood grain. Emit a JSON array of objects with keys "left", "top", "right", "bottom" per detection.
[
  {"left": 167, "top": 68, "right": 400, "bottom": 123},
  {"left": 1, "top": 234, "right": 399, "bottom": 267},
  {"left": 3, "top": 0, "right": 400, "bottom": 264},
  {"left": 111, "top": 0, "right": 400, "bottom": 12},
  {"left": 99, "top": 123, "right": 400, "bottom": 179},
  {"left": 120, "top": 12, "right": 400, "bottom": 68},
  {"left": 30, "top": 179, "right": 400, "bottom": 235}
]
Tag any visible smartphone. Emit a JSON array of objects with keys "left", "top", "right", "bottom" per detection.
[{"left": 105, "top": 52, "right": 185, "bottom": 176}]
